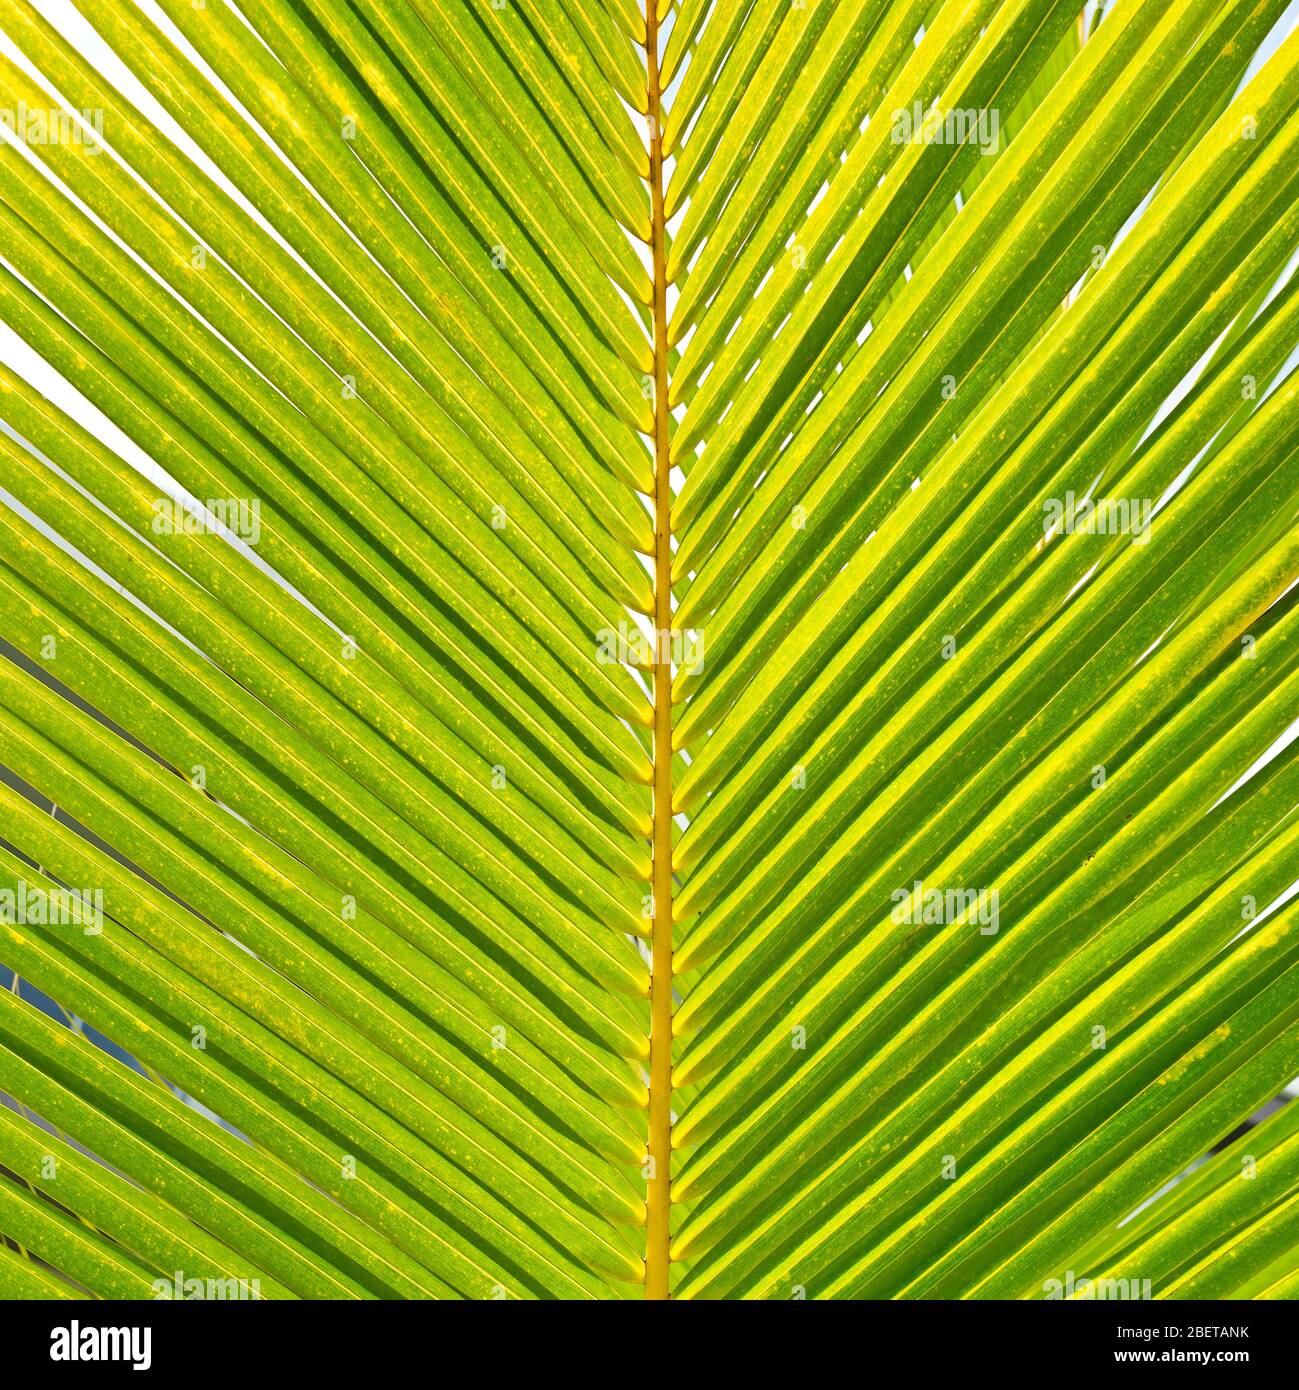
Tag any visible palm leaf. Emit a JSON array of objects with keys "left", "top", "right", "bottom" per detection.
[{"left": 0, "top": 0, "right": 1296, "bottom": 1302}]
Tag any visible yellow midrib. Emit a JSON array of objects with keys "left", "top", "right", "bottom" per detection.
[{"left": 644, "top": 0, "right": 674, "bottom": 1302}]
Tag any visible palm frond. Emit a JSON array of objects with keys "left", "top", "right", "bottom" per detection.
[{"left": 0, "top": 0, "right": 1296, "bottom": 1303}]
